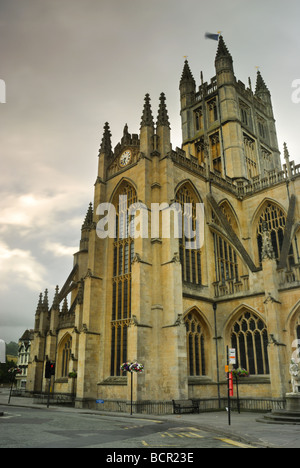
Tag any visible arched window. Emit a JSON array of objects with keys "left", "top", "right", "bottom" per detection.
[
  {"left": 195, "top": 137, "right": 205, "bottom": 165},
  {"left": 244, "top": 133, "right": 258, "bottom": 178},
  {"left": 185, "top": 311, "right": 206, "bottom": 376},
  {"left": 194, "top": 107, "right": 203, "bottom": 132},
  {"left": 58, "top": 335, "right": 72, "bottom": 378},
  {"left": 213, "top": 202, "right": 240, "bottom": 283},
  {"left": 210, "top": 132, "right": 222, "bottom": 173},
  {"left": 230, "top": 311, "right": 269, "bottom": 375},
  {"left": 111, "top": 182, "right": 137, "bottom": 376},
  {"left": 213, "top": 235, "right": 239, "bottom": 283},
  {"left": 175, "top": 184, "right": 202, "bottom": 285},
  {"left": 256, "top": 202, "right": 295, "bottom": 267}
]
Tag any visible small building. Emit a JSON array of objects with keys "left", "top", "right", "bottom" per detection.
[{"left": 16, "top": 330, "right": 34, "bottom": 391}]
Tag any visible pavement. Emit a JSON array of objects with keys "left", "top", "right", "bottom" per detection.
[{"left": 1, "top": 391, "right": 300, "bottom": 448}]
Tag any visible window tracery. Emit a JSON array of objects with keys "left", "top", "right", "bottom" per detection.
[
  {"left": 212, "top": 202, "right": 240, "bottom": 284},
  {"left": 256, "top": 202, "right": 295, "bottom": 267},
  {"left": 185, "top": 311, "right": 206, "bottom": 376},
  {"left": 175, "top": 184, "right": 202, "bottom": 285},
  {"left": 111, "top": 182, "right": 137, "bottom": 376},
  {"left": 230, "top": 311, "right": 269, "bottom": 375},
  {"left": 58, "top": 335, "right": 72, "bottom": 378}
]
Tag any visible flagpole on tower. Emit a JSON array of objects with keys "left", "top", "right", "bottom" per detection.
[{"left": 205, "top": 31, "right": 222, "bottom": 41}]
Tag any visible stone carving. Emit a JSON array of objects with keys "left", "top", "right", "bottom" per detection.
[
  {"left": 289, "top": 359, "right": 300, "bottom": 393},
  {"left": 172, "top": 252, "right": 180, "bottom": 263},
  {"left": 261, "top": 221, "right": 276, "bottom": 260},
  {"left": 132, "top": 252, "right": 142, "bottom": 264}
]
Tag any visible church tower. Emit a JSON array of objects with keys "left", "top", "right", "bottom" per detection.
[{"left": 180, "top": 36, "right": 281, "bottom": 181}]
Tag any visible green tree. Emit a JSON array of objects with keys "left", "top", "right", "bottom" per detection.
[{"left": 0, "top": 360, "right": 18, "bottom": 384}]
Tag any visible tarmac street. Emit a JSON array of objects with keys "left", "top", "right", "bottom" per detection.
[
  {"left": 1, "top": 390, "right": 300, "bottom": 449},
  {"left": 0, "top": 404, "right": 253, "bottom": 449}
]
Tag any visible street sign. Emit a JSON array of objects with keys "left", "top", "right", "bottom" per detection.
[
  {"left": 96, "top": 399, "right": 104, "bottom": 404},
  {"left": 228, "top": 348, "right": 236, "bottom": 365},
  {"left": 0, "top": 340, "right": 6, "bottom": 363}
]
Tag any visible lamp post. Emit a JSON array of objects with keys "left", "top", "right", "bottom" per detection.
[
  {"left": 120, "top": 361, "right": 144, "bottom": 415},
  {"left": 213, "top": 302, "right": 221, "bottom": 409}
]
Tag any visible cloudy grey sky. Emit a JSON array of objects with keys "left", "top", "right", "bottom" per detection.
[{"left": 0, "top": 0, "right": 299, "bottom": 343}]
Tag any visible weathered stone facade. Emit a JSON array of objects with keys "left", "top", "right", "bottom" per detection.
[{"left": 27, "top": 37, "right": 300, "bottom": 411}]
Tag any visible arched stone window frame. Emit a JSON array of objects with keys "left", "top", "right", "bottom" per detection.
[
  {"left": 183, "top": 307, "right": 211, "bottom": 377},
  {"left": 57, "top": 333, "right": 72, "bottom": 378},
  {"left": 226, "top": 306, "right": 270, "bottom": 376},
  {"left": 211, "top": 200, "right": 244, "bottom": 285},
  {"left": 174, "top": 181, "right": 202, "bottom": 286},
  {"left": 110, "top": 180, "right": 137, "bottom": 376},
  {"left": 253, "top": 199, "right": 296, "bottom": 268}
]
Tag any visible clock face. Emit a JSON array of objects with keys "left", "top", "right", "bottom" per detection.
[{"left": 119, "top": 150, "right": 132, "bottom": 167}]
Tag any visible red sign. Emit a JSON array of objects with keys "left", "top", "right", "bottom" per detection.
[{"left": 229, "top": 371, "right": 234, "bottom": 397}]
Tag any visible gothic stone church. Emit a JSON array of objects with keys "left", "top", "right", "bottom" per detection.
[{"left": 27, "top": 37, "right": 300, "bottom": 411}]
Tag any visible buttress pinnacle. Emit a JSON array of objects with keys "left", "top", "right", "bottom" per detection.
[
  {"left": 156, "top": 93, "right": 170, "bottom": 128},
  {"left": 99, "top": 122, "right": 113, "bottom": 157},
  {"left": 140, "top": 93, "right": 154, "bottom": 128}
]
